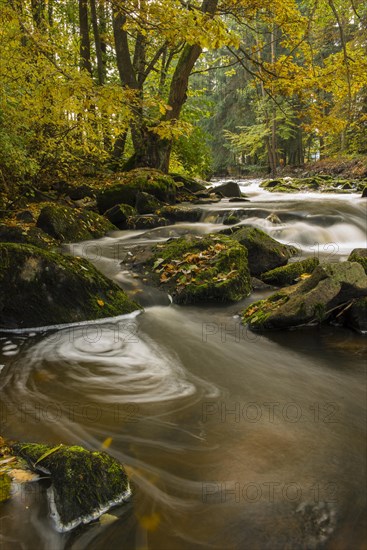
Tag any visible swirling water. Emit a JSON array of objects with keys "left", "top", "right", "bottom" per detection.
[{"left": 0, "top": 180, "right": 366, "bottom": 549}]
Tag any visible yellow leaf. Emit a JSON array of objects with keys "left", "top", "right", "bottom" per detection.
[{"left": 97, "top": 299, "right": 105, "bottom": 307}]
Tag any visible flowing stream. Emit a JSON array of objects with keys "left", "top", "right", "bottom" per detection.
[{"left": 0, "top": 180, "right": 366, "bottom": 549}]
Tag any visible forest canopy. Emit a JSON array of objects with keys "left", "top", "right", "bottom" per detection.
[{"left": 1, "top": 0, "right": 366, "bottom": 186}]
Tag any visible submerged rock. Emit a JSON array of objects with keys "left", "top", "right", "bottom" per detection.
[
  {"left": 12, "top": 442, "right": 131, "bottom": 532},
  {"left": 348, "top": 248, "right": 367, "bottom": 274},
  {"left": 36, "top": 203, "right": 116, "bottom": 242},
  {"left": 229, "top": 226, "right": 296, "bottom": 276},
  {"left": 260, "top": 258, "right": 319, "bottom": 287},
  {"left": 97, "top": 169, "right": 177, "bottom": 212},
  {"left": 0, "top": 243, "right": 140, "bottom": 328},
  {"left": 148, "top": 234, "right": 251, "bottom": 304},
  {"left": 242, "top": 262, "right": 367, "bottom": 330}
]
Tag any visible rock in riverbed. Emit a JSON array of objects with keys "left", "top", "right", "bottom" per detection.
[
  {"left": 242, "top": 262, "right": 367, "bottom": 330},
  {"left": 0, "top": 243, "right": 140, "bottom": 328},
  {"left": 148, "top": 234, "right": 251, "bottom": 304},
  {"left": 11, "top": 442, "right": 131, "bottom": 532}
]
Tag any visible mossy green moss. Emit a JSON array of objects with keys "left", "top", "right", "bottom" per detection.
[
  {"left": 348, "top": 248, "right": 367, "bottom": 274},
  {"left": 260, "top": 257, "right": 319, "bottom": 286},
  {"left": 36, "top": 203, "right": 116, "bottom": 242},
  {"left": 150, "top": 234, "right": 251, "bottom": 304},
  {"left": 12, "top": 442, "right": 130, "bottom": 532},
  {"left": 230, "top": 226, "right": 296, "bottom": 276},
  {"left": 0, "top": 243, "right": 140, "bottom": 328},
  {"left": 0, "top": 472, "right": 11, "bottom": 503},
  {"left": 97, "top": 169, "right": 177, "bottom": 212},
  {"left": 242, "top": 261, "right": 367, "bottom": 330}
]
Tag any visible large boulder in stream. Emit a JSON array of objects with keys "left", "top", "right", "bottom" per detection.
[
  {"left": 242, "top": 262, "right": 367, "bottom": 330},
  {"left": 36, "top": 203, "right": 116, "bottom": 242},
  {"left": 211, "top": 180, "right": 242, "bottom": 198},
  {"left": 11, "top": 442, "right": 131, "bottom": 532},
  {"left": 227, "top": 226, "right": 296, "bottom": 276},
  {"left": 148, "top": 234, "right": 251, "bottom": 304},
  {"left": 97, "top": 169, "right": 177, "bottom": 212},
  {"left": 0, "top": 243, "right": 140, "bottom": 328}
]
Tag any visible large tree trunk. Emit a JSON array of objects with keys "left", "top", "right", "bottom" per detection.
[{"left": 112, "top": 0, "right": 218, "bottom": 172}]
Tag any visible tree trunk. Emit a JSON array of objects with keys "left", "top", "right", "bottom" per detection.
[
  {"left": 79, "top": 0, "right": 92, "bottom": 75},
  {"left": 90, "top": 0, "right": 105, "bottom": 85}
]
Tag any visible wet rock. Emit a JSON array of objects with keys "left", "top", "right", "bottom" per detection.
[
  {"left": 12, "top": 442, "right": 131, "bottom": 532},
  {"left": 211, "top": 180, "right": 242, "bottom": 198},
  {"left": 362, "top": 186, "right": 367, "bottom": 198},
  {"left": 242, "top": 262, "right": 367, "bottom": 330},
  {"left": 148, "top": 233, "right": 251, "bottom": 304},
  {"left": 348, "top": 248, "right": 367, "bottom": 274},
  {"left": 104, "top": 204, "right": 137, "bottom": 228},
  {"left": 0, "top": 243, "right": 140, "bottom": 328},
  {"left": 223, "top": 213, "right": 240, "bottom": 225},
  {"left": 156, "top": 205, "right": 203, "bottom": 222},
  {"left": 266, "top": 213, "right": 282, "bottom": 224},
  {"left": 36, "top": 203, "right": 116, "bottom": 242},
  {"left": 229, "top": 226, "right": 296, "bottom": 276},
  {"left": 126, "top": 214, "right": 169, "bottom": 230},
  {"left": 343, "top": 297, "right": 367, "bottom": 333},
  {"left": 260, "top": 258, "right": 319, "bottom": 287},
  {"left": 135, "top": 191, "right": 163, "bottom": 214},
  {"left": 97, "top": 169, "right": 177, "bottom": 212}
]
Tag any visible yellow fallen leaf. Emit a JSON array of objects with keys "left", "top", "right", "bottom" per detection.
[
  {"left": 138, "top": 512, "right": 160, "bottom": 531},
  {"left": 97, "top": 299, "right": 105, "bottom": 307},
  {"left": 101, "top": 437, "right": 113, "bottom": 449}
]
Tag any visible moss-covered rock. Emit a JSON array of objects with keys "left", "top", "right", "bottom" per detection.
[
  {"left": 12, "top": 442, "right": 130, "bottom": 532},
  {"left": 260, "top": 176, "right": 362, "bottom": 194},
  {"left": 97, "top": 169, "right": 177, "bottom": 212},
  {"left": 126, "top": 214, "right": 169, "bottom": 230},
  {"left": 223, "top": 213, "right": 240, "bottom": 225},
  {"left": 135, "top": 191, "right": 163, "bottom": 214},
  {"left": 149, "top": 234, "right": 251, "bottom": 304},
  {"left": 0, "top": 243, "right": 140, "bottom": 328},
  {"left": 260, "top": 257, "right": 319, "bottom": 287},
  {"left": 0, "top": 472, "right": 11, "bottom": 503},
  {"left": 156, "top": 205, "right": 203, "bottom": 223},
  {"left": 242, "top": 262, "right": 367, "bottom": 330},
  {"left": 169, "top": 173, "right": 206, "bottom": 193},
  {"left": 0, "top": 223, "right": 57, "bottom": 249},
  {"left": 36, "top": 203, "right": 116, "bottom": 242},
  {"left": 104, "top": 203, "right": 137, "bottom": 228},
  {"left": 229, "top": 226, "right": 296, "bottom": 276},
  {"left": 348, "top": 248, "right": 367, "bottom": 274}
]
